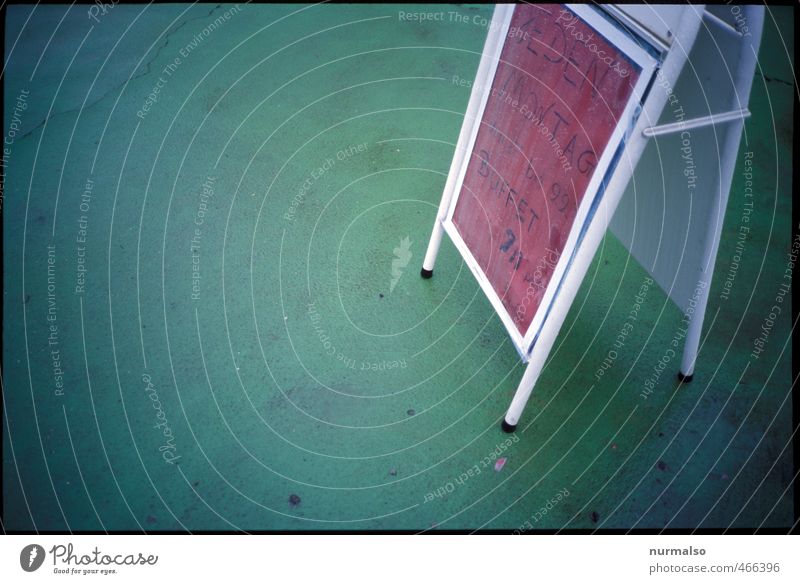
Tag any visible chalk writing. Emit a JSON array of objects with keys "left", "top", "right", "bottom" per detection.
[{"left": 452, "top": 4, "right": 640, "bottom": 334}]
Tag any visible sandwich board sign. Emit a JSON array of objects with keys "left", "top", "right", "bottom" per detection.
[{"left": 420, "top": 4, "right": 763, "bottom": 431}]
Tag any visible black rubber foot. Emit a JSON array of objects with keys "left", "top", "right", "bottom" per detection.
[
  {"left": 420, "top": 268, "right": 433, "bottom": 279},
  {"left": 677, "top": 371, "right": 693, "bottom": 383},
  {"left": 501, "top": 419, "right": 517, "bottom": 433}
]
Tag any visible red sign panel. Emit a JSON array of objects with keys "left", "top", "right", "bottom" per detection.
[{"left": 452, "top": 4, "right": 641, "bottom": 336}]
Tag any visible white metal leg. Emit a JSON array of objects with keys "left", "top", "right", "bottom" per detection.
[
  {"left": 503, "top": 336, "right": 552, "bottom": 431},
  {"left": 502, "top": 191, "right": 620, "bottom": 431},
  {"left": 679, "top": 6, "right": 764, "bottom": 381},
  {"left": 420, "top": 5, "right": 514, "bottom": 279},
  {"left": 679, "top": 119, "right": 745, "bottom": 380},
  {"left": 502, "top": 7, "right": 705, "bottom": 429},
  {"left": 421, "top": 221, "right": 444, "bottom": 277}
]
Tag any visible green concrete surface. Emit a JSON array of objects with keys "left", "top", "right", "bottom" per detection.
[{"left": 2, "top": 3, "right": 795, "bottom": 531}]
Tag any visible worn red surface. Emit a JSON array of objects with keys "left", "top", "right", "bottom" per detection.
[{"left": 452, "top": 4, "right": 640, "bottom": 336}]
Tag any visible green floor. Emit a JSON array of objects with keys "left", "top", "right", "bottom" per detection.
[{"left": 3, "top": 4, "right": 794, "bottom": 531}]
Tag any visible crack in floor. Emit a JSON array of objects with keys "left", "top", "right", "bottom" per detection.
[
  {"left": 14, "top": 4, "right": 225, "bottom": 144},
  {"left": 758, "top": 72, "right": 793, "bottom": 88}
]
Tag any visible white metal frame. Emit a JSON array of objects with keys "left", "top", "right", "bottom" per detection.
[
  {"left": 425, "top": 4, "right": 659, "bottom": 359},
  {"left": 421, "top": 3, "right": 763, "bottom": 430}
]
